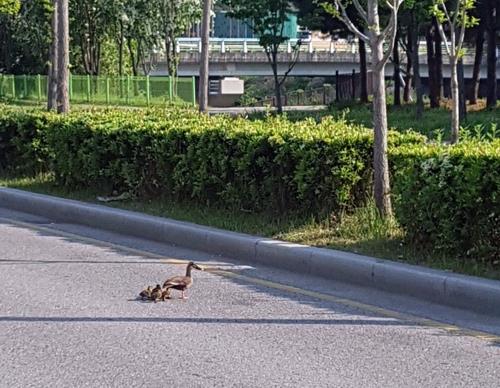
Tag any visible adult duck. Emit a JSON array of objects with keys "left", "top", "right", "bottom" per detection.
[{"left": 162, "top": 262, "right": 203, "bottom": 299}]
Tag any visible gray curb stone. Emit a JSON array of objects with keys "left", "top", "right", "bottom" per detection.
[{"left": 1, "top": 187, "right": 499, "bottom": 316}]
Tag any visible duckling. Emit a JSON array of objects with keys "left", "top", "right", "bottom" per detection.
[
  {"left": 139, "top": 286, "right": 153, "bottom": 300},
  {"left": 162, "top": 261, "right": 203, "bottom": 299},
  {"left": 150, "top": 284, "right": 164, "bottom": 303}
]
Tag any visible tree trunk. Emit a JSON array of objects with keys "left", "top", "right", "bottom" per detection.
[
  {"left": 271, "top": 57, "right": 283, "bottom": 114},
  {"left": 56, "top": 0, "right": 69, "bottom": 114},
  {"left": 450, "top": 58, "right": 460, "bottom": 144},
  {"left": 434, "top": 18, "right": 443, "bottom": 102},
  {"left": 118, "top": 21, "right": 124, "bottom": 76},
  {"left": 426, "top": 22, "right": 439, "bottom": 108},
  {"left": 127, "top": 38, "right": 138, "bottom": 76},
  {"left": 470, "top": 26, "right": 484, "bottom": 104},
  {"left": 393, "top": 31, "right": 401, "bottom": 106},
  {"left": 47, "top": 0, "right": 58, "bottom": 111},
  {"left": 165, "top": 34, "right": 172, "bottom": 76},
  {"left": 411, "top": 17, "right": 423, "bottom": 119},
  {"left": 359, "top": 38, "right": 368, "bottom": 103},
  {"left": 458, "top": 58, "right": 467, "bottom": 122},
  {"left": 170, "top": 32, "right": 179, "bottom": 95},
  {"left": 199, "top": 0, "right": 212, "bottom": 113},
  {"left": 371, "top": 41, "right": 392, "bottom": 218},
  {"left": 486, "top": 0, "right": 497, "bottom": 108},
  {"left": 403, "top": 30, "right": 413, "bottom": 103}
]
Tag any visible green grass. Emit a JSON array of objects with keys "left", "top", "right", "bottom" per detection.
[
  {"left": 2, "top": 173, "right": 499, "bottom": 281},
  {"left": 273, "top": 100, "right": 500, "bottom": 141}
]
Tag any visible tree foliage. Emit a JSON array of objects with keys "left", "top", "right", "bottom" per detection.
[
  {"left": 0, "top": 0, "right": 20, "bottom": 15},
  {"left": 0, "top": 0, "right": 52, "bottom": 74},
  {"left": 431, "top": 0, "right": 479, "bottom": 143},
  {"left": 222, "top": 0, "right": 302, "bottom": 113},
  {"left": 160, "top": 0, "right": 201, "bottom": 78}
]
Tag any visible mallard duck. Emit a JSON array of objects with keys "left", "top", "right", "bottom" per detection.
[
  {"left": 139, "top": 286, "right": 153, "bottom": 300},
  {"left": 150, "top": 284, "right": 164, "bottom": 302},
  {"left": 161, "top": 288, "right": 171, "bottom": 301},
  {"left": 162, "top": 261, "right": 203, "bottom": 299}
]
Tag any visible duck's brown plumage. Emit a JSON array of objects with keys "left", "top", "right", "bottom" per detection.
[{"left": 162, "top": 262, "right": 203, "bottom": 299}]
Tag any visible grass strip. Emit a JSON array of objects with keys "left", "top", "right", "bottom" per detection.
[{"left": 2, "top": 174, "right": 498, "bottom": 281}]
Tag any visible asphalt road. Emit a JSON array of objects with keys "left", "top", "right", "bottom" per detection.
[{"left": 0, "top": 207, "right": 499, "bottom": 387}]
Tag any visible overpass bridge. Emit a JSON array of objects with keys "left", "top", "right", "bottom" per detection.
[{"left": 149, "top": 38, "right": 497, "bottom": 78}]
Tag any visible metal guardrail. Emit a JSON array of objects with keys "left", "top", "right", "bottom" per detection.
[{"left": 171, "top": 51, "right": 479, "bottom": 66}]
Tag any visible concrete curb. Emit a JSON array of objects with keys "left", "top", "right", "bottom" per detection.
[{"left": 1, "top": 187, "right": 500, "bottom": 316}]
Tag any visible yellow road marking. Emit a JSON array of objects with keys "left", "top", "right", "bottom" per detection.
[{"left": 2, "top": 216, "right": 499, "bottom": 343}]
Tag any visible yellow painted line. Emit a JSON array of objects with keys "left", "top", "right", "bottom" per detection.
[{"left": 2, "top": 216, "right": 500, "bottom": 343}]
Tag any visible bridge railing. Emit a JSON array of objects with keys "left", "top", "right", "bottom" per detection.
[{"left": 166, "top": 38, "right": 480, "bottom": 65}]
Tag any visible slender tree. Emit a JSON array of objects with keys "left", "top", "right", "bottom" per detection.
[
  {"left": 56, "top": 0, "right": 69, "bottom": 113},
  {"left": 402, "top": 27, "right": 413, "bottom": 103},
  {"left": 223, "top": 0, "right": 302, "bottom": 114},
  {"left": 199, "top": 0, "right": 212, "bottom": 113},
  {"left": 326, "top": 0, "right": 404, "bottom": 217},
  {"left": 426, "top": 18, "right": 443, "bottom": 108},
  {"left": 160, "top": 0, "right": 201, "bottom": 94},
  {"left": 393, "top": 28, "right": 401, "bottom": 106},
  {"left": 47, "top": 0, "right": 58, "bottom": 110},
  {"left": 432, "top": 0, "right": 478, "bottom": 144},
  {"left": 410, "top": 11, "right": 424, "bottom": 118},
  {"left": 469, "top": 0, "right": 485, "bottom": 104},
  {"left": 70, "top": 0, "right": 113, "bottom": 75},
  {"left": 293, "top": 0, "right": 369, "bottom": 103},
  {"left": 485, "top": 0, "right": 497, "bottom": 108},
  {"left": 359, "top": 36, "right": 369, "bottom": 103}
]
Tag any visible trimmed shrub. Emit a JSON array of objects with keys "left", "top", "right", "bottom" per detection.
[
  {"left": 0, "top": 107, "right": 51, "bottom": 173},
  {"left": 3, "top": 105, "right": 498, "bottom": 262},
  {"left": 392, "top": 140, "right": 500, "bottom": 261},
  {"left": 0, "top": 106, "right": 423, "bottom": 216}
]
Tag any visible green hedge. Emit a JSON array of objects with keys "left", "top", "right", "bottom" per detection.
[
  {"left": 1, "top": 105, "right": 498, "bottom": 261},
  {"left": 0, "top": 106, "right": 423, "bottom": 215},
  {"left": 392, "top": 141, "right": 500, "bottom": 261},
  {"left": 0, "top": 109, "right": 51, "bottom": 174}
]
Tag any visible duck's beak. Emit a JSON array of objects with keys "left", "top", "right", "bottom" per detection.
[{"left": 193, "top": 264, "right": 204, "bottom": 271}]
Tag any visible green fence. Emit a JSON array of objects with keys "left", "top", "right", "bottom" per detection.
[{"left": 0, "top": 74, "right": 197, "bottom": 106}]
